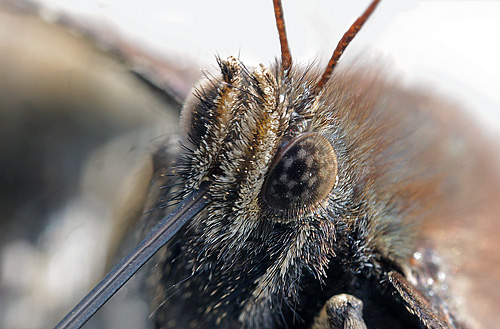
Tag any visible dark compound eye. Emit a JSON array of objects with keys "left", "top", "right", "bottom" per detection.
[{"left": 262, "top": 132, "right": 338, "bottom": 214}]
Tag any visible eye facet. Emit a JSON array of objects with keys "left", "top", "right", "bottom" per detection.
[{"left": 262, "top": 132, "right": 338, "bottom": 215}]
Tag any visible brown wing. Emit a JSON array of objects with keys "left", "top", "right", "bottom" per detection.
[{"left": 412, "top": 89, "right": 500, "bottom": 329}]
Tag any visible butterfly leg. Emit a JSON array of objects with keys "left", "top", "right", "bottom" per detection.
[
  {"left": 311, "top": 293, "right": 368, "bottom": 329},
  {"left": 388, "top": 271, "right": 453, "bottom": 329}
]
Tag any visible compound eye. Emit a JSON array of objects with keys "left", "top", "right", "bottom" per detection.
[{"left": 262, "top": 132, "right": 338, "bottom": 214}]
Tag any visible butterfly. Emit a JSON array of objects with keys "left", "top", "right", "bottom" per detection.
[{"left": 0, "top": 1, "right": 499, "bottom": 329}]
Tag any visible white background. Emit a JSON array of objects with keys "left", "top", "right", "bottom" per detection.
[{"left": 37, "top": 0, "right": 500, "bottom": 137}]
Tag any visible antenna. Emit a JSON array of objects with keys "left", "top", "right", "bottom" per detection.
[
  {"left": 314, "top": 0, "right": 381, "bottom": 94},
  {"left": 273, "top": 0, "right": 292, "bottom": 72}
]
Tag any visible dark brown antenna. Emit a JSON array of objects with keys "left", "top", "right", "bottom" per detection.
[
  {"left": 273, "top": 0, "right": 292, "bottom": 72},
  {"left": 313, "top": 0, "right": 381, "bottom": 94}
]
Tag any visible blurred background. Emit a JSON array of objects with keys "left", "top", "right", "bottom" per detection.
[
  {"left": 0, "top": 1, "right": 499, "bottom": 328},
  {"left": 31, "top": 0, "right": 500, "bottom": 135}
]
